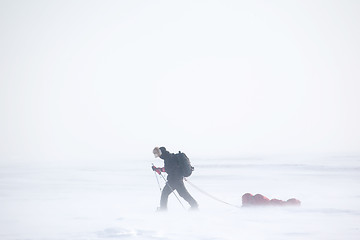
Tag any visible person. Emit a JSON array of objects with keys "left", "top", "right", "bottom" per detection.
[{"left": 152, "top": 147, "right": 198, "bottom": 211}]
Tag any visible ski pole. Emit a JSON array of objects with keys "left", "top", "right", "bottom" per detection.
[
  {"left": 152, "top": 163, "right": 162, "bottom": 192},
  {"left": 158, "top": 172, "right": 186, "bottom": 209}
]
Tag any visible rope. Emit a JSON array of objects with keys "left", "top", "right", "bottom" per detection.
[{"left": 184, "top": 178, "right": 241, "bottom": 209}]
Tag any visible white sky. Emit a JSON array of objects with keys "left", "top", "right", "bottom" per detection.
[{"left": 1, "top": 0, "right": 359, "bottom": 163}]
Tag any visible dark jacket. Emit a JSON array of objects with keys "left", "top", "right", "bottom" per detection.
[{"left": 160, "top": 148, "right": 183, "bottom": 181}]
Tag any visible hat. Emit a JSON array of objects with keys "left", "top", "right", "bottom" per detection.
[{"left": 153, "top": 147, "right": 162, "bottom": 158}]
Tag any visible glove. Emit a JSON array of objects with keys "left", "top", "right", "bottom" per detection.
[{"left": 152, "top": 166, "right": 163, "bottom": 175}]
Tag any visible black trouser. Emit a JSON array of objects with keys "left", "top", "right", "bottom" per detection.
[{"left": 160, "top": 179, "right": 198, "bottom": 209}]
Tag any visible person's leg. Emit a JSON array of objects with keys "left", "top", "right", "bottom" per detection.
[
  {"left": 160, "top": 182, "right": 173, "bottom": 210},
  {"left": 175, "top": 180, "right": 198, "bottom": 208}
]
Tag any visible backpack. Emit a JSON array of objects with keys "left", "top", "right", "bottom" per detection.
[{"left": 176, "top": 151, "right": 194, "bottom": 177}]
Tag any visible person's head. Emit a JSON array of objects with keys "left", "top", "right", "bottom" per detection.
[{"left": 153, "top": 147, "right": 162, "bottom": 158}]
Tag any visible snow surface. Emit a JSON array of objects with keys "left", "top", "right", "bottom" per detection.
[{"left": 1, "top": 155, "right": 360, "bottom": 240}]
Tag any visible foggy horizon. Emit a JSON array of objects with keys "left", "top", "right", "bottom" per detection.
[
  {"left": 1, "top": 2, "right": 360, "bottom": 239},
  {"left": 1, "top": 1, "right": 359, "bottom": 164}
]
